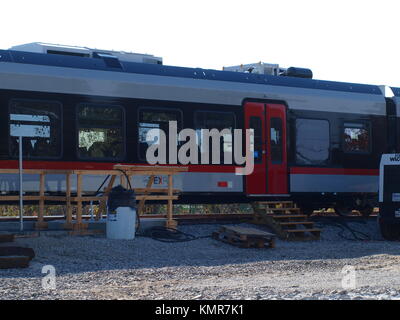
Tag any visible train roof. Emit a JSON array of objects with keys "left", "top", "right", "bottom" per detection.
[{"left": 0, "top": 48, "right": 383, "bottom": 96}]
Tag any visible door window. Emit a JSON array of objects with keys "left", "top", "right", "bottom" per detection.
[
  {"left": 249, "top": 116, "right": 263, "bottom": 163},
  {"left": 270, "top": 117, "right": 283, "bottom": 163}
]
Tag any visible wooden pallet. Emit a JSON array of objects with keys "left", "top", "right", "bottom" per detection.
[
  {"left": 0, "top": 233, "right": 15, "bottom": 243},
  {"left": 0, "top": 246, "right": 35, "bottom": 269},
  {"left": 251, "top": 201, "right": 321, "bottom": 241},
  {"left": 212, "top": 225, "right": 276, "bottom": 248}
]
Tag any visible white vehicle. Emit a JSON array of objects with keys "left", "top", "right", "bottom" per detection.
[{"left": 378, "top": 154, "right": 400, "bottom": 240}]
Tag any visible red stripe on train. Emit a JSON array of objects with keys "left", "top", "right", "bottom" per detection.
[
  {"left": 0, "top": 160, "right": 380, "bottom": 176},
  {"left": 0, "top": 160, "right": 238, "bottom": 173},
  {"left": 290, "top": 167, "right": 379, "bottom": 176}
]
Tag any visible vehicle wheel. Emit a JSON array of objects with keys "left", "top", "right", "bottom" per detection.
[
  {"left": 359, "top": 206, "right": 373, "bottom": 218},
  {"left": 379, "top": 222, "right": 400, "bottom": 241},
  {"left": 334, "top": 205, "right": 353, "bottom": 217},
  {"left": 300, "top": 206, "right": 314, "bottom": 216}
]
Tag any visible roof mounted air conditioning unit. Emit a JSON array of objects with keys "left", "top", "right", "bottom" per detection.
[{"left": 10, "top": 42, "right": 163, "bottom": 64}]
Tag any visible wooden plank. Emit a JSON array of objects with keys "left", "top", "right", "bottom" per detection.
[
  {"left": 137, "top": 175, "right": 154, "bottom": 215},
  {"left": 264, "top": 207, "right": 300, "bottom": 211},
  {"left": 0, "top": 234, "right": 15, "bottom": 243},
  {"left": 0, "top": 256, "right": 30, "bottom": 269},
  {"left": 76, "top": 174, "right": 82, "bottom": 225},
  {"left": 0, "top": 196, "right": 40, "bottom": 201},
  {"left": 134, "top": 188, "right": 181, "bottom": 194},
  {"left": 68, "top": 229, "right": 104, "bottom": 236},
  {"left": 167, "top": 174, "right": 173, "bottom": 228},
  {"left": 221, "top": 225, "right": 275, "bottom": 238},
  {"left": 113, "top": 164, "right": 188, "bottom": 173},
  {"left": 70, "top": 196, "right": 106, "bottom": 202},
  {"left": 286, "top": 228, "right": 321, "bottom": 233},
  {"left": 258, "top": 201, "right": 294, "bottom": 205},
  {"left": 279, "top": 221, "right": 314, "bottom": 226},
  {"left": 272, "top": 215, "right": 307, "bottom": 219},
  {"left": 0, "top": 169, "right": 72, "bottom": 175},
  {"left": 38, "top": 173, "right": 45, "bottom": 223},
  {"left": 0, "top": 194, "right": 179, "bottom": 202},
  {"left": 0, "top": 167, "right": 186, "bottom": 175},
  {"left": 66, "top": 173, "right": 72, "bottom": 224},
  {"left": 98, "top": 174, "right": 117, "bottom": 218}
]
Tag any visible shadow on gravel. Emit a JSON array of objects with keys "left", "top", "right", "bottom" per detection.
[{"left": 1, "top": 219, "right": 398, "bottom": 278}]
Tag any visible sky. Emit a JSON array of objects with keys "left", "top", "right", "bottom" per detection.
[{"left": 2, "top": 0, "right": 400, "bottom": 87}]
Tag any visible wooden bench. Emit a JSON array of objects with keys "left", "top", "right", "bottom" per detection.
[{"left": 0, "top": 165, "right": 188, "bottom": 231}]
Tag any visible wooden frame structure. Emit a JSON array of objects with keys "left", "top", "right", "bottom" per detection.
[{"left": 0, "top": 165, "right": 188, "bottom": 230}]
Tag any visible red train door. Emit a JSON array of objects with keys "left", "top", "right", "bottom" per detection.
[
  {"left": 244, "top": 102, "right": 267, "bottom": 194},
  {"left": 266, "top": 103, "right": 288, "bottom": 194},
  {"left": 244, "top": 102, "right": 288, "bottom": 195}
]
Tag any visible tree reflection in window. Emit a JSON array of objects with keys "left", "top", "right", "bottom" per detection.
[
  {"left": 343, "top": 123, "right": 370, "bottom": 153},
  {"left": 78, "top": 105, "right": 124, "bottom": 159}
]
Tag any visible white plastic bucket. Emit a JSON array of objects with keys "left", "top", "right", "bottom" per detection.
[{"left": 106, "top": 206, "right": 136, "bottom": 240}]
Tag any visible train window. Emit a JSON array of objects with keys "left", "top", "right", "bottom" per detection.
[
  {"left": 270, "top": 117, "right": 283, "bottom": 163},
  {"left": 77, "top": 104, "right": 125, "bottom": 160},
  {"left": 249, "top": 116, "right": 263, "bottom": 163},
  {"left": 138, "top": 108, "right": 182, "bottom": 161},
  {"left": 195, "top": 111, "right": 235, "bottom": 164},
  {"left": 296, "top": 118, "right": 330, "bottom": 165},
  {"left": 343, "top": 122, "right": 370, "bottom": 153},
  {"left": 9, "top": 99, "right": 62, "bottom": 158}
]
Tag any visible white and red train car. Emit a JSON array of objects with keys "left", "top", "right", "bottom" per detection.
[{"left": 0, "top": 43, "right": 399, "bottom": 216}]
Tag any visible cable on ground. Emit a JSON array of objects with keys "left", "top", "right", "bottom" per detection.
[
  {"left": 314, "top": 217, "right": 371, "bottom": 241},
  {"left": 142, "top": 226, "right": 211, "bottom": 243}
]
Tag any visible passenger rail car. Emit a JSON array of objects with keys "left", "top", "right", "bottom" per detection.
[{"left": 0, "top": 43, "right": 399, "bottom": 216}]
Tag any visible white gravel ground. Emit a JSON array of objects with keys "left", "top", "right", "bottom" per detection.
[{"left": 1, "top": 218, "right": 400, "bottom": 300}]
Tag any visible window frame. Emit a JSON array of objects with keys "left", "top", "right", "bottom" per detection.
[
  {"left": 137, "top": 106, "right": 184, "bottom": 162},
  {"left": 8, "top": 98, "right": 63, "bottom": 160},
  {"left": 76, "top": 103, "right": 126, "bottom": 161},
  {"left": 342, "top": 120, "right": 372, "bottom": 154},
  {"left": 294, "top": 117, "right": 331, "bottom": 166}
]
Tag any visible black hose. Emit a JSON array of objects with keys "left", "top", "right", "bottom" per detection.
[
  {"left": 114, "top": 168, "right": 133, "bottom": 190},
  {"left": 94, "top": 175, "right": 110, "bottom": 196},
  {"left": 142, "top": 226, "right": 211, "bottom": 243},
  {"left": 314, "top": 217, "right": 371, "bottom": 241}
]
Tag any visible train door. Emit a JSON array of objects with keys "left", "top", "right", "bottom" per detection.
[
  {"left": 266, "top": 103, "right": 288, "bottom": 194},
  {"left": 244, "top": 102, "right": 267, "bottom": 194},
  {"left": 244, "top": 102, "right": 288, "bottom": 195}
]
